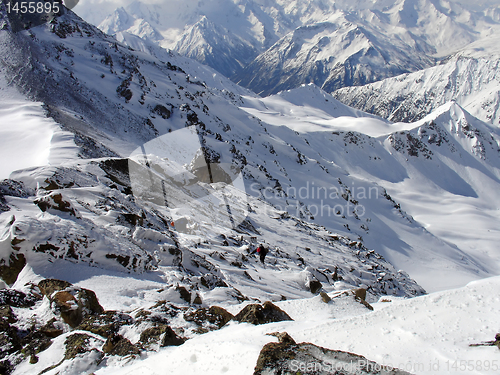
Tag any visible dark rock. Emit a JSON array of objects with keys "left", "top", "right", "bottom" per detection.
[
  {"left": 0, "top": 320, "right": 21, "bottom": 359},
  {"left": 77, "top": 311, "right": 133, "bottom": 338},
  {"left": 0, "top": 359, "right": 14, "bottom": 375},
  {"left": 0, "top": 305, "right": 16, "bottom": 323},
  {"left": 152, "top": 104, "right": 172, "bottom": 119},
  {"left": 0, "top": 289, "right": 37, "bottom": 308},
  {"left": 140, "top": 324, "right": 185, "bottom": 347},
  {"left": 254, "top": 332, "right": 412, "bottom": 375},
  {"left": 184, "top": 306, "right": 234, "bottom": 330},
  {"left": 103, "top": 334, "right": 140, "bottom": 356},
  {"left": 0, "top": 253, "right": 26, "bottom": 285},
  {"left": 308, "top": 280, "right": 322, "bottom": 295},
  {"left": 161, "top": 326, "right": 185, "bottom": 347},
  {"left": 39, "top": 318, "right": 64, "bottom": 338},
  {"left": 64, "top": 333, "right": 95, "bottom": 360},
  {"left": 353, "top": 288, "right": 367, "bottom": 301},
  {"left": 34, "top": 192, "right": 79, "bottom": 217},
  {"left": 19, "top": 330, "right": 53, "bottom": 359},
  {"left": 192, "top": 294, "right": 203, "bottom": 305},
  {"left": 234, "top": 301, "right": 293, "bottom": 325},
  {"left": 140, "top": 325, "right": 167, "bottom": 346},
  {"left": 176, "top": 285, "right": 192, "bottom": 303}
]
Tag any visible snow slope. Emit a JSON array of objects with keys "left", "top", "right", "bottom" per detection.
[
  {"left": 0, "top": 77, "right": 79, "bottom": 180},
  {"left": 17, "top": 272, "right": 496, "bottom": 375},
  {"left": 241, "top": 85, "right": 500, "bottom": 290}
]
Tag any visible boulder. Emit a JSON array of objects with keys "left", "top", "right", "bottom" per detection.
[
  {"left": 161, "top": 326, "right": 186, "bottom": 347},
  {"left": 320, "top": 291, "right": 331, "bottom": 303},
  {"left": 38, "top": 279, "right": 72, "bottom": 298},
  {"left": 308, "top": 280, "right": 322, "bottom": 295},
  {"left": 234, "top": 301, "right": 293, "bottom": 325},
  {"left": 254, "top": 332, "right": 412, "bottom": 375},
  {"left": 353, "top": 288, "right": 367, "bottom": 301},
  {"left": 0, "top": 288, "right": 37, "bottom": 308},
  {"left": 0, "top": 253, "right": 26, "bottom": 285},
  {"left": 351, "top": 288, "right": 373, "bottom": 311},
  {"left": 64, "top": 333, "right": 102, "bottom": 360},
  {"left": 39, "top": 318, "right": 64, "bottom": 338},
  {"left": 140, "top": 324, "right": 185, "bottom": 348},
  {"left": 103, "top": 334, "right": 140, "bottom": 356},
  {"left": 184, "top": 306, "right": 234, "bottom": 330},
  {"left": 0, "top": 305, "right": 16, "bottom": 323},
  {"left": 38, "top": 279, "right": 104, "bottom": 328}
]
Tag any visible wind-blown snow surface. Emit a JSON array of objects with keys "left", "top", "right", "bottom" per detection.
[
  {"left": 0, "top": 79, "right": 79, "bottom": 179},
  {"left": 16, "top": 272, "right": 499, "bottom": 375}
]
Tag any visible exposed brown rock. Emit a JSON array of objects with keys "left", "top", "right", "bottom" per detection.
[
  {"left": 38, "top": 279, "right": 72, "bottom": 298},
  {"left": 103, "top": 334, "right": 140, "bottom": 356},
  {"left": 234, "top": 301, "right": 293, "bottom": 325},
  {"left": 184, "top": 306, "right": 234, "bottom": 330},
  {"left": 0, "top": 253, "right": 26, "bottom": 285},
  {"left": 254, "top": 332, "right": 412, "bottom": 375},
  {"left": 320, "top": 291, "right": 331, "bottom": 303}
]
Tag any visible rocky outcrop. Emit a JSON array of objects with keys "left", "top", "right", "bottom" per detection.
[
  {"left": 0, "top": 288, "right": 38, "bottom": 308},
  {"left": 38, "top": 279, "right": 104, "bottom": 328},
  {"left": 308, "top": 280, "right": 323, "bottom": 295},
  {"left": 254, "top": 332, "right": 412, "bottom": 375},
  {"left": 103, "top": 334, "right": 140, "bottom": 356},
  {"left": 234, "top": 301, "right": 292, "bottom": 325},
  {"left": 0, "top": 253, "right": 26, "bottom": 286},
  {"left": 77, "top": 311, "right": 133, "bottom": 338},
  {"left": 34, "top": 192, "right": 80, "bottom": 217},
  {"left": 139, "top": 324, "right": 185, "bottom": 348},
  {"left": 184, "top": 306, "right": 234, "bottom": 331}
]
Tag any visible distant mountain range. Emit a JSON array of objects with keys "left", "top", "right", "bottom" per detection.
[{"left": 90, "top": 0, "right": 500, "bottom": 98}]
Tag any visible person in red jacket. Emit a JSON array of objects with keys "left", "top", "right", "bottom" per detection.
[{"left": 256, "top": 244, "right": 269, "bottom": 264}]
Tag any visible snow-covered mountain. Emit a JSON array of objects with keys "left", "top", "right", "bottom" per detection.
[
  {"left": 83, "top": 0, "right": 500, "bottom": 96},
  {"left": 234, "top": 17, "right": 435, "bottom": 96},
  {"left": 1, "top": 5, "right": 500, "bottom": 375},
  {"left": 334, "top": 36, "right": 500, "bottom": 126}
]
